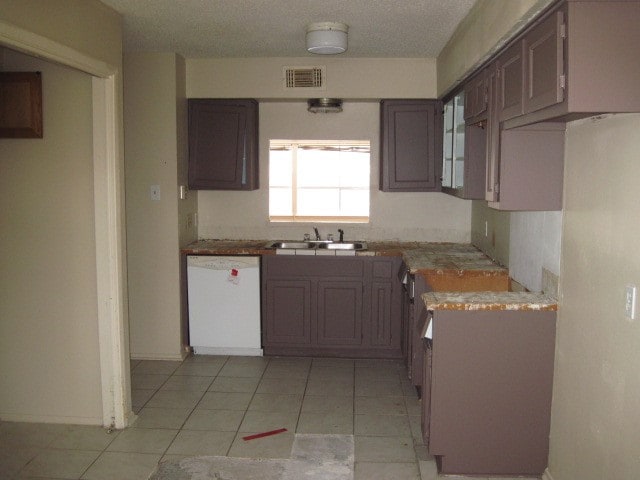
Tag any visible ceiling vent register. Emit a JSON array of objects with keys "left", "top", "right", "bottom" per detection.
[{"left": 284, "top": 66, "right": 325, "bottom": 89}]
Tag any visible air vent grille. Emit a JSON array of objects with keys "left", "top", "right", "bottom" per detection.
[{"left": 284, "top": 66, "right": 325, "bottom": 89}]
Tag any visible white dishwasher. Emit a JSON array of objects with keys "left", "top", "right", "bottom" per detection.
[{"left": 187, "top": 255, "right": 262, "bottom": 356}]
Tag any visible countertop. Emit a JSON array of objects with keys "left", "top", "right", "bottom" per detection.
[{"left": 421, "top": 291, "right": 558, "bottom": 311}]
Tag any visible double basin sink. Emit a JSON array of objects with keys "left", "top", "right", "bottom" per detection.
[{"left": 265, "top": 240, "right": 368, "bottom": 251}]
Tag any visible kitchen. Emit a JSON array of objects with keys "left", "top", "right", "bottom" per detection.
[{"left": 1, "top": 1, "right": 640, "bottom": 480}]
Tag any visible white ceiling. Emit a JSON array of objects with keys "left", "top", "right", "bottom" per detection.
[{"left": 100, "top": 0, "right": 477, "bottom": 58}]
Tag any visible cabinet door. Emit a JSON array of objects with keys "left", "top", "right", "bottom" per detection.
[
  {"left": 523, "top": 10, "right": 565, "bottom": 114},
  {"left": 370, "top": 282, "right": 395, "bottom": 347},
  {"left": 421, "top": 336, "right": 433, "bottom": 447},
  {"left": 464, "top": 71, "right": 488, "bottom": 123},
  {"left": 498, "top": 41, "right": 524, "bottom": 121},
  {"left": 317, "top": 281, "right": 363, "bottom": 346},
  {"left": 264, "top": 279, "right": 312, "bottom": 345},
  {"left": 485, "top": 64, "right": 501, "bottom": 202},
  {"left": 188, "top": 99, "right": 258, "bottom": 190},
  {"left": 380, "top": 100, "right": 441, "bottom": 192}
]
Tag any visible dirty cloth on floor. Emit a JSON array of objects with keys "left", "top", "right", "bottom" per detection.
[{"left": 151, "top": 434, "right": 354, "bottom": 480}]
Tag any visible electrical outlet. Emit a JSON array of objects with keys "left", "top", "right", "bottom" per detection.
[
  {"left": 625, "top": 284, "right": 636, "bottom": 320},
  {"left": 150, "top": 184, "right": 161, "bottom": 201}
]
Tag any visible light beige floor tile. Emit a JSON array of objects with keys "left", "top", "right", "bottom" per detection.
[
  {"left": 133, "top": 360, "right": 182, "bottom": 375},
  {"left": 81, "top": 451, "right": 161, "bottom": 480},
  {"left": 296, "top": 412, "right": 353, "bottom": 434},
  {"left": 20, "top": 449, "right": 100, "bottom": 479},
  {"left": 0, "top": 422, "right": 67, "bottom": 448},
  {"left": 419, "top": 458, "right": 438, "bottom": 480},
  {"left": 0, "top": 446, "right": 41, "bottom": 478},
  {"left": 355, "top": 379, "right": 403, "bottom": 396},
  {"left": 182, "top": 354, "right": 228, "bottom": 364},
  {"left": 238, "top": 411, "right": 299, "bottom": 433},
  {"left": 355, "top": 396, "right": 407, "bottom": 415},
  {"left": 227, "top": 431, "right": 294, "bottom": 459},
  {"left": 267, "top": 356, "right": 312, "bottom": 366},
  {"left": 208, "top": 376, "right": 260, "bottom": 393},
  {"left": 256, "top": 377, "right": 307, "bottom": 394},
  {"left": 409, "top": 415, "right": 424, "bottom": 444},
  {"left": 131, "top": 373, "right": 169, "bottom": 390},
  {"left": 222, "top": 356, "right": 269, "bottom": 367},
  {"left": 197, "top": 392, "right": 253, "bottom": 410},
  {"left": 131, "top": 388, "right": 156, "bottom": 408},
  {"left": 301, "top": 395, "right": 353, "bottom": 414},
  {"left": 405, "top": 396, "right": 422, "bottom": 416},
  {"left": 414, "top": 443, "right": 430, "bottom": 461},
  {"left": 133, "top": 407, "right": 192, "bottom": 430},
  {"left": 355, "top": 461, "right": 420, "bottom": 480},
  {"left": 305, "top": 379, "right": 354, "bottom": 396},
  {"left": 53, "top": 425, "right": 119, "bottom": 451},
  {"left": 355, "top": 414, "right": 411, "bottom": 437},
  {"left": 160, "top": 375, "right": 214, "bottom": 391},
  {"left": 217, "top": 363, "right": 267, "bottom": 378},
  {"left": 355, "top": 368, "right": 402, "bottom": 382},
  {"left": 159, "top": 453, "right": 191, "bottom": 463},
  {"left": 106, "top": 428, "right": 178, "bottom": 454},
  {"left": 248, "top": 393, "right": 302, "bottom": 413},
  {"left": 311, "top": 357, "right": 355, "bottom": 368},
  {"left": 166, "top": 430, "right": 235, "bottom": 456},
  {"left": 182, "top": 408, "right": 245, "bottom": 431},
  {"left": 308, "top": 366, "right": 354, "bottom": 381},
  {"left": 145, "top": 390, "right": 204, "bottom": 409},
  {"left": 130, "top": 359, "right": 142, "bottom": 370},
  {"left": 173, "top": 362, "right": 224, "bottom": 377},
  {"left": 262, "top": 363, "right": 310, "bottom": 380},
  {"left": 354, "top": 436, "right": 416, "bottom": 463}
]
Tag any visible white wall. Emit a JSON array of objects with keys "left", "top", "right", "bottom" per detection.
[
  {"left": 124, "top": 52, "right": 196, "bottom": 360},
  {"left": 0, "top": 50, "right": 103, "bottom": 424},
  {"left": 197, "top": 101, "right": 471, "bottom": 242},
  {"left": 548, "top": 114, "right": 640, "bottom": 480}
]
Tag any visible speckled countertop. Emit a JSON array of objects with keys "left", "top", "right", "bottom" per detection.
[
  {"left": 421, "top": 291, "right": 558, "bottom": 311},
  {"left": 181, "top": 239, "right": 508, "bottom": 275}
]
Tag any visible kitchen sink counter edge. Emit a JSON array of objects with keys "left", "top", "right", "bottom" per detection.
[{"left": 181, "top": 239, "right": 509, "bottom": 275}]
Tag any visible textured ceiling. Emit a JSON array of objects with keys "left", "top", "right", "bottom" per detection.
[{"left": 100, "top": 0, "right": 477, "bottom": 58}]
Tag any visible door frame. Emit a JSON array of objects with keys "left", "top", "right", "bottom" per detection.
[{"left": 0, "top": 21, "right": 132, "bottom": 428}]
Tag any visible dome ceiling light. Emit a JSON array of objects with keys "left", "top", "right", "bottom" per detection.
[{"left": 306, "top": 22, "right": 349, "bottom": 55}]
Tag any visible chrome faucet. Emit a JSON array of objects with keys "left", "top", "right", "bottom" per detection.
[
  {"left": 338, "top": 229, "right": 344, "bottom": 242},
  {"left": 313, "top": 227, "right": 321, "bottom": 240}
]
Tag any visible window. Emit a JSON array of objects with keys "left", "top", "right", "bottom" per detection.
[{"left": 269, "top": 140, "right": 370, "bottom": 222}]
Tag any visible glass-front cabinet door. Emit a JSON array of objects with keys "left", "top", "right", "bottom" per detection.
[{"left": 441, "top": 92, "right": 465, "bottom": 190}]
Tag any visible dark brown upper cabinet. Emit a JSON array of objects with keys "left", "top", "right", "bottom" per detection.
[
  {"left": 463, "top": 69, "right": 488, "bottom": 124},
  {"left": 188, "top": 99, "right": 258, "bottom": 190},
  {"left": 501, "top": 0, "right": 640, "bottom": 128},
  {"left": 497, "top": 41, "right": 525, "bottom": 121},
  {"left": 380, "top": 99, "right": 442, "bottom": 192}
]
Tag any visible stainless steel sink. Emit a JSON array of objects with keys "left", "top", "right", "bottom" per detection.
[
  {"left": 265, "top": 240, "right": 367, "bottom": 251},
  {"left": 317, "top": 242, "right": 367, "bottom": 250},
  {"left": 265, "top": 241, "right": 313, "bottom": 249}
]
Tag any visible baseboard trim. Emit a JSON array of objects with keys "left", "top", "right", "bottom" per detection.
[
  {"left": 0, "top": 412, "right": 102, "bottom": 425},
  {"left": 130, "top": 353, "right": 185, "bottom": 361},
  {"left": 542, "top": 467, "right": 555, "bottom": 480}
]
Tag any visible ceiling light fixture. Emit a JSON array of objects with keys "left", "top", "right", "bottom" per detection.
[{"left": 306, "top": 22, "right": 349, "bottom": 55}]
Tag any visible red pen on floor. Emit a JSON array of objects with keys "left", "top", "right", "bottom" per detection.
[{"left": 242, "top": 428, "right": 288, "bottom": 441}]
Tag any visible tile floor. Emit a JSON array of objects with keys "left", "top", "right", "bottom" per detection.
[{"left": 0, "top": 355, "right": 540, "bottom": 480}]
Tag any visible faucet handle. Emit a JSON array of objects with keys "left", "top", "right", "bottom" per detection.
[
  {"left": 338, "top": 229, "right": 344, "bottom": 242},
  {"left": 303, "top": 233, "right": 311, "bottom": 241}
]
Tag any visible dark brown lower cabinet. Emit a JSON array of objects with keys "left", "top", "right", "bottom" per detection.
[
  {"left": 262, "top": 255, "right": 402, "bottom": 358},
  {"left": 421, "top": 309, "right": 556, "bottom": 476}
]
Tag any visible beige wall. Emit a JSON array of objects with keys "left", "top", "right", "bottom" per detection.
[
  {"left": 0, "top": 0, "right": 122, "bottom": 68},
  {"left": 0, "top": 50, "right": 103, "bottom": 424},
  {"left": 437, "top": 0, "right": 554, "bottom": 96},
  {"left": 197, "top": 101, "right": 471, "bottom": 242},
  {"left": 189, "top": 57, "right": 470, "bottom": 242},
  {"left": 547, "top": 114, "right": 640, "bottom": 480},
  {"left": 187, "top": 57, "right": 437, "bottom": 99},
  {"left": 470, "top": 200, "right": 510, "bottom": 267},
  {"left": 124, "top": 52, "right": 196, "bottom": 360}
]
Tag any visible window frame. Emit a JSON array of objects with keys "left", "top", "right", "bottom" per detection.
[{"left": 268, "top": 139, "right": 371, "bottom": 223}]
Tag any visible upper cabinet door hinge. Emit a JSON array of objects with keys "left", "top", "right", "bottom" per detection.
[
  {"left": 559, "top": 23, "right": 567, "bottom": 39},
  {"left": 559, "top": 74, "right": 566, "bottom": 90}
]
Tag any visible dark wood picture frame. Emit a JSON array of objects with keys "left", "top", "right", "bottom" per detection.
[{"left": 0, "top": 71, "right": 43, "bottom": 138}]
